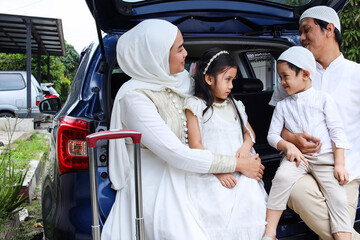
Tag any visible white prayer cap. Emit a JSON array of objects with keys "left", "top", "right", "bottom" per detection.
[
  {"left": 278, "top": 46, "right": 316, "bottom": 80},
  {"left": 299, "top": 6, "right": 341, "bottom": 33}
]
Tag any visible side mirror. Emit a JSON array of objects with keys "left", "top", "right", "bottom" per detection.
[{"left": 39, "top": 98, "right": 62, "bottom": 114}]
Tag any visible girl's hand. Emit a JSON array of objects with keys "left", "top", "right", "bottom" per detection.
[
  {"left": 214, "top": 173, "right": 237, "bottom": 189},
  {"left": 334, "top": 165, "right": 349, "bottom": 185},
  {"left": 235, "top": 145, "right": 251, "bottom": 158},
  {"left": 286, "top": 143, "right": 308, "bottom": 167}
]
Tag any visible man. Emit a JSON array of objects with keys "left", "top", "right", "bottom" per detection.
[{"left": 269, "top": 5, "right": 360, "bottom": 240}]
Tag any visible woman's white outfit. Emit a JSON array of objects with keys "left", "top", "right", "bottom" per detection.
[
  {"left": 102, "top": 19, "right": 237, "bottom": 240},
  {"left": 185, "top": 97, "right": 267, "bottom": 240}
]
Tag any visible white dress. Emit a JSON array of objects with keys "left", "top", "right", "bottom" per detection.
[{"left": 185, "top": 97, "right": 268, "bottom": 240}]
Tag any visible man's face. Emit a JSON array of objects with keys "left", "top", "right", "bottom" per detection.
[{"left": 299, "top": 17, "right": 327, "bottom": 61}]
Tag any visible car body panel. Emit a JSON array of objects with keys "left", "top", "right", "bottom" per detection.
[
  {"left": 0, "top": 71, "right": 45, "bottom": 121},
  {"left": 86, "top": 0, "right": 347, "bottom": 34}
]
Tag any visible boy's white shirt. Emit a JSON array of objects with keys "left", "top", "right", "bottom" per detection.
[
  {"left": 267, "top": 87, "right": 349, "bottom": 155},
  {"left": 269, "top": 54, "right": 360, "bottom": 181}
]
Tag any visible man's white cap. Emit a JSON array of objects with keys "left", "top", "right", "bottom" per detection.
[
  {"left": 278, "top": 46, "right": 316, "bottom": 80},
  {"left": 299, "top": 6, "right": 341, "bottom": 33}
]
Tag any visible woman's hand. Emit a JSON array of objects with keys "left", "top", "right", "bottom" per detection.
[
  {"left": 236, "top": 154, "right": 264, "bottom": 182},
  {"left": 214, "top": 173, "right": 237, "bottom": 188},
  {"left": 334, "top": 165, "right": 349, "bottom": 185}
]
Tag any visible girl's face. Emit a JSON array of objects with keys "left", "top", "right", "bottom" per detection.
[
  {"left": 277, "top": 62, "right": 310, "bottom": 95},
  {"left": 169, "top": 30, "right": 188, "bottom": 74},
  {"left": 206, "top": 67, "right": 237, "bottom": 103}
]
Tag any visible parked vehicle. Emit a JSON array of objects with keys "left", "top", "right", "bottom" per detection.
[
  {"left": 41, "top": 83, "right": 60, "bottom": 99},
  {"left": 0, "top": 71, "right": 45, "bottom": 122},
  {"left": 40, "top": 0, "right": 357, "bottom": 239}
]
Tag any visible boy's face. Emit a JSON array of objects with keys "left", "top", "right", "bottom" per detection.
[{"left": 277, "top": 62, "right": 310, "bottom": 95}]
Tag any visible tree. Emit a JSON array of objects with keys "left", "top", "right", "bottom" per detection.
[
  {"left": 60, "top": 42, "right": 80, "bottom": 81},
  {"left": 340, "top": 0, "right": 360, "bottom": 63}
]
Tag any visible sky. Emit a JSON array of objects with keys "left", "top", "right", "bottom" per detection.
[{"left": 0, "top": 0, "right": 98, "bottom": 54}]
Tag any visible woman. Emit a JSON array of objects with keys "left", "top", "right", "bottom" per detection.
[{"left": 101, "top": 19, "right": 264, "bottom": 240}]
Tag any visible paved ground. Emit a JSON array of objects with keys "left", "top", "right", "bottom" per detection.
[{"left": 0, "top": 120, "right": 51, "bottom": 149}]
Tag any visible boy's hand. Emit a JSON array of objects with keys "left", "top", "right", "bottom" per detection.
[
  {"left": 214, "top": 173, "right": 237, "bottom": 189},
  {"left": 286, "top": 143, "right": 309, "bottom": 167},
  {"left": 334, "top": 165, "right": 349, "bottom": 185}
]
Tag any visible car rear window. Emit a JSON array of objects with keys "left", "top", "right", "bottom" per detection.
[
  {"left": 246, "top": 51, "right": 277, "bottom": 91},
  {"left": 263, "top": 0, "right": 311, "bottom": 6},
  {"left": 0, "top": 73, "right": 26, "bottom": 91},
  {"left": 124, "top": 0, "right": 312, "bottom": 7}
]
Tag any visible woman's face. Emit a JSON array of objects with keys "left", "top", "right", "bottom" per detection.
[{"left": 169, "top": 30, "right": 188, "bottom": 74}]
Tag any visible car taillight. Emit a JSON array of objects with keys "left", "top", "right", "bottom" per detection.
[
  {"left": 46, "top": 94, "right": 58, "bottom": 99},
  {"left": 36, "top": 95, "right": 41, "bottom": 106},
  {"left": 57, "top": 116, "right": 90, "bottom": 175}
]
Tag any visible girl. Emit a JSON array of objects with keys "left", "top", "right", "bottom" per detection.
[{"left": 185, "top": 48, "right": 268, "bottom": 239}]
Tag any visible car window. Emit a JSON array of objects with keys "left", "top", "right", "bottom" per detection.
[
  {"left": 0, "top": 73, "right": 26, "bottom": 91},
  {"left": 261, "top": 0, "right": 311, "bottom": 6},
  {"left": 124, "top": 0, "right": 312, "bottom": 6},
  {"left": 245, "top": 51, "right": 277, "bottom": 91}
]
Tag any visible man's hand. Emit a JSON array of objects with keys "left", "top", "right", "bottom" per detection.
[
  {"left": 282, "top": 129, "right": 321, "bottom": 155},
  {"left": 236, "top": 154, "right": 264, "bottom": 182},
  {"left": 334, "top": 165, "right": 349, "bottom": 185}
]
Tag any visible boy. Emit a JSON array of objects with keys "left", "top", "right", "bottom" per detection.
[{"left": 262, "top": 46, "right": 351, "bottom": 240}]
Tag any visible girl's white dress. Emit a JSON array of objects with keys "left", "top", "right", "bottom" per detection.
[{"left": 185, "top": 97, "right": 268, "bottom": 240}]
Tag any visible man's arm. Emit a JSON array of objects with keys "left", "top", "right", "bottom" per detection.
[{"left": 281, "top": 125, "right": 321, "bottom": 155}]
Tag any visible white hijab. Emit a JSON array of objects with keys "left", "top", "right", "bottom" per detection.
[{"left": 109, "top": 19, "right": 193, "bottom": 190}]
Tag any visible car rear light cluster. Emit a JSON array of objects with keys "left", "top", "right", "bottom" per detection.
[
  {"left": 36, "top": 95, "right": 41, "bottom": 106},
  {"left": 57, "top": 116, "right": 90, "bottom": 175}
]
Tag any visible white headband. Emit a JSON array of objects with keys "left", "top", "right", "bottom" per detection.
[
  {"left": 278, "top": 46, "right": 316, "bottom": 80},
  {"left": 300, "top": 6, "right": 341, "bottom": 33},
  {"left": 203, "top": 50, "right": 229, "bottom": 75}
]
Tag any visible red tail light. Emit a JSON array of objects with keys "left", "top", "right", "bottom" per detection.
[
  {"left": 57, "top": 116, "right": 90, "bottom": 175},
  {"left": 36, "top": 95, "right": 41, "bottom": 106}
]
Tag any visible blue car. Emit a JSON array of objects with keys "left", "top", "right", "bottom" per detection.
[{"left": 40, "top": 0, "right": 358, "bottom": 239}]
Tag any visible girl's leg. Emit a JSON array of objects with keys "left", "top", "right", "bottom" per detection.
[{"left": 263, "top": 209, "right": 283, "bottom": 239}]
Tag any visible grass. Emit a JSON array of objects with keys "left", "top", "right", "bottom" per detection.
[
  {"left": 0, "top": 131, "right": 49, "bottom": 240},
  {"left": 8, "top": 133, "right": 48, "bottom": 169}
]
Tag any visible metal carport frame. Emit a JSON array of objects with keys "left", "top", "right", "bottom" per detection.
[{"left": 0, "top": 13, "right": 65, "bottom": 114}]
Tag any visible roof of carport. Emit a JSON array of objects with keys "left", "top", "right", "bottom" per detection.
[{"left": 0, "top": 13, "right": 65, "bottom": 56}]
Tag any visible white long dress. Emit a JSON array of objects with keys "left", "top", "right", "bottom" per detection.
[
  {"left": 103, "top": 89, "right": 236, "bottom": 240},
  {"left": 185, "top": 97, "right": 268, "bottom": 240}
]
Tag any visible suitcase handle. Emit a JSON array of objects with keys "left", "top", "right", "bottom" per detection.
[
  {"left": 87, "top": 130, "right": 142, "bottom": 148},
  {"left": 86, "top": 129, "right": 145, "bottom": 240}
]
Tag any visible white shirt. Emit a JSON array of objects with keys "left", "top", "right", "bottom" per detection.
[
  {"left": 268, "top": 87, "right": 349, "bottom": 156},
  {"left": 269, "top": 54, "right": 360, "bottom": 181}
]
